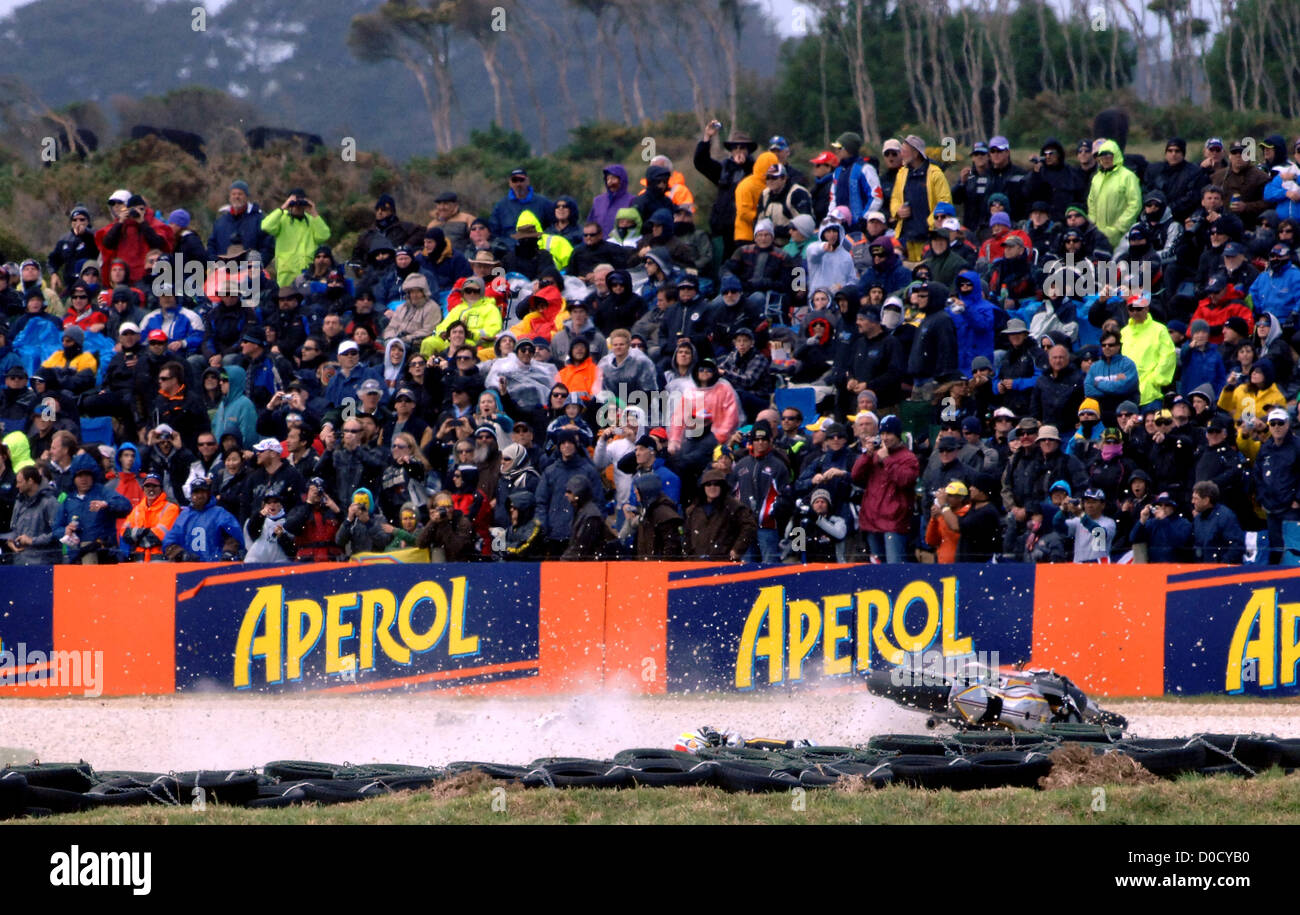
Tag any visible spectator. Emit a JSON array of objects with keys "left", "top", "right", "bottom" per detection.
[
  {"left": 561, "top": 474, "right": 615, "bottom": 560},
  {"left": 489, "top": 168, "right": 553, "bottom": 239},
  {"left": 624, "top": 474, "right": 684, "bottom": 559},
  {"left": 5, "top": 465, "right": 60, "bottom": 565},
  {"left": 1053, "top": 486, "right": 1116, "bottom": 562},
  {"left": 685, "top": 468, "right": 757, "bottom": 560},
  {"left": 536, "top": 429, "right": 604, "bottom": 556},
  {"left": 293, "top": 477, "right": 343, "bottom": 562},
  {"left": 417, "top": 490, "right": 476, "bottom": 561},
  {"left": 1132, "top": 491, "right": 1193, "bottom": 562},
  {"left": 1212, "top": 140, "right": 1269, "bottom": 230},
  {"left": 889, "top": 135, "right": 953, "bottom": 262},
  {"left": 53, "top": 452, "right": 131, "bottom": 564},
  {"left": 1087, "top": 140, "right": 1142, "bottom": 247},
  {"left": 208, "top": 180, "right": 274, "bottom": 264},
  {"left": 261, "top": 189, "right": 331, "bottom": 288},
  {"left": 1084, "top": 330, "right": 1140, "bottom": 421},
  {"left": 1190, "top": 480, "right": 1246, "bottom": 563},
  {"left": 161, "top": 475, "right": 243, "bottom": 562},
  {"left": 1252, "top": 407, "right": 1300, "bottom": 563},
  {"left": 120, "top": 472, "right": 179, "bottom": 562},
  {"left": 852, "top": 414, "right": 918, "bottom": 563},
  {"left": 334, "top": 487, "right": 389, "bottom": 557},
  {"left": 244, "top": 487, "right": 297, "bottom": 562},
  {"left": 1249, "top": 244, "right": 1300, "bottom": 329}
]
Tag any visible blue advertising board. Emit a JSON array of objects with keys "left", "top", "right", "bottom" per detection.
[
  {"left": 664, "top": 564, "right": 1035, "bottom": 692},
  {"left": 174, "top": 564, "right": 541, "bottom": 692}
]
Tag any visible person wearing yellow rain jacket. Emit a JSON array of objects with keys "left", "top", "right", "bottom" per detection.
[
  {"left": 1119, "top": 295, "right": 1176, "bottom": 409},
  {"left": 428, "top": 276, "right": 503, "bottom": 355},
  {"left": 1217, "top": 359, "right": 1286, "bottom": 461},
  {"left": 734, "top": 151, "right": 780, "bottom": 246},
  {"left": 1087, "top": 139, "right": 1142, "bottom": 247},
  {"left": 514, "top": 210, "right": 572, "bottom": 272}
]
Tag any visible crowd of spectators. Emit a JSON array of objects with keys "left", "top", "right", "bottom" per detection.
[{"left": 6, "top": 126, "right": 1300, "bottom": 565}]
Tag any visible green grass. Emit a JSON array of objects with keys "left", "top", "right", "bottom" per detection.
[{"left": 10, "top": 769, "right": 1299, "bottom": 826}]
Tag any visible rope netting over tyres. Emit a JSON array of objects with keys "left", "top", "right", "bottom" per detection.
[{"left": 2, "top": 729, "right": 1299, "bottom": 818}]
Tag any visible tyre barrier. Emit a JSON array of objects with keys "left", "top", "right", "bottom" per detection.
[{"left": 1, "top": 731, "right": 1296, "bottom": 818}]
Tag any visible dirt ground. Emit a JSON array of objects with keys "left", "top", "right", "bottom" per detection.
[{"left": 3, "top": 690, "right": 1299, "bottom": 771}]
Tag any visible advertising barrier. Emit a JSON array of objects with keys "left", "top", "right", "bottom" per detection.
[{"left": 0, "top": 562, "right": 1297, "bottom": 699}]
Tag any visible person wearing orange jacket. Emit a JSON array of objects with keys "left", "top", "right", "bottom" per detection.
[
  {"left": 734, "top": 151, "right": 780, "bottom": 248},
  {"left": 119, "top": 472, "right": 180, "bottom": 561},
  {"left": 925, "top": 479, "right": 970, "bottom": 563}
]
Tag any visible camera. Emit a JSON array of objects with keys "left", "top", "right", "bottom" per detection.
[
  {"left": 1029, "top": 155, "right": 1041, "bottom": 164},
  {"left": 129, "top": 207, "right": 144, "bottom": 220}
]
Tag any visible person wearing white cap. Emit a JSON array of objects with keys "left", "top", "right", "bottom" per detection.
[
  {"left": 240, "top": 435, "right": 307, "bottom": 522},
  {"left": 1254, "top": 406, "right": 1300, "bottom": 564},
  {"left": 722, "top": 216, "right": 795, "bottom": 316}
]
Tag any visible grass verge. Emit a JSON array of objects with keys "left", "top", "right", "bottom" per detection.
[{"left": 10, "top": 769, "right": 1299, "bottom": 826}]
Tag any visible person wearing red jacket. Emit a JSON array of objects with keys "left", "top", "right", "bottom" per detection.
[
  {"left": 1189, "top": 275, "right": 1254, "bottom": 344},
  {"left": 851, "top": 414, "right": 920, "bottom": 563},
  {"left": 95, "top": 193, "right": 173, "bottom": 282},
  {"left": 294, "top": 477, "right": 343, "bottom": 561}
]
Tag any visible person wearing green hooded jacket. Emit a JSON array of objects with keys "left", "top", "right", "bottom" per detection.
[
  {"left": 212, "top": 364, "right": 258, "bottom": 447},
  {"left": 1087, "top": 139, "right": 1142, "bottom": 247}
]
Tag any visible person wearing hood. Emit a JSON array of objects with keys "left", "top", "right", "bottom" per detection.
[
  {"left": 1116, "top": 189, "right": 1183, "bottom": 269},
  {"left": 734, "top": 151, "right": 781, "bottom": 246},
  {"left": 536, "top": 428, "right": 605, "bottom": 555},
  {"left": 1264, "top": 162, "right": 1300, "bottom": 224},
  {"left": 49, "top": 205, "right": 100, "bottom": 292},
  {"left": 587, "top": 165, "right": 635, "bottom": 236},
  {"left": 356, "top": 235, "right": 401, "bottom": 306},
  {"left": 1086, "top": 139, "right": 1142, "bottom": 247},
  {"left": 207, "top": 362, "right": 255, "bottom": 443},
  {"left": 906, "top": 281, "right": 958, "bottom": 387},
  {"left": 782, "top": 212, "right": 818, "bottom": 261},
  {"left": 609, "top": 207, "right": 643, "bottom": 249},
  {"left": 489, "top": 167, "right": 554, "bottom": 239},
  {"left": 638, "top": 208, "right": 695, "bottom": 272},
  {"left": 632, "top": 164, "right": 677, "bottom": 225},
  {"left": 261, "top": 188, "right": 331, "bottom": 288},
  {"left": 667, "top": 357, "right": 742, "bottom": 468},
  {"left": 1211, "top": 140, "right": 1270, "bottom": 230},
  {"left": 888, "top": 134, "right": 953, "bottom": 261},
  {"left": 695, "top": 123, "right": 756, "bottom": 255},
  {"left": 239, "top": 486, "right": 296, "bottom": 561},
  {"left": 418, "top": 226, "right": 472, "bottom": 292},
  {"left": 161, "top": 474, "right": 243, "bottom": 562},
  {"left": 855, "top": 238, "right": 912, "bottom": 299},
  {"left": 499, "top": 489, "right": 544, "bottom": 560},
  {"left": 560, "top": 472, "right": 615, "bottom": 559},
  {"left": 208, "top": 180, "right": 274, "bottom": 264},
  {"left": 332, "top": 484, "right": 392, "bottom": 557},
  {"left": 494, "top": 441, "right": 541, "bottom": 527},
  {"left": 685, "top": 467, "right": 757, "bottom": 560},
  {"left": 1253, "top": 312, "right": 1294, "bottom": 389},
  {"left": 1026, "top": 137, "right": 1089, "bottom": 221},
  {"left": 949, "top": 271, "right": 996, "bottom": 374},
  {"left": 827, "top": 131, "right": 884, "bottom": 232},
  {"left": 621, "top": 472, "right": 684, "bottom": 559},
  {"left": 804, "top": 219, "right": 857, "bottom": 294},
  {"left": 53, "top": 452, "right": 132, "bottom": 563},
  {"left": 588, "top": 268, "right": 641, "bottom": 336},
  {"left": 384, "top": 273, "right": 442, "bottom": 350},
  {"left": 1144, "top": 138, "right": 1209, "bottom": 222},
  {"left": 1249, "top": 244, "right": 1300, "bottom": 328},
  {"left": 351, "top": 194, "right": 425, "bottom": 265}
]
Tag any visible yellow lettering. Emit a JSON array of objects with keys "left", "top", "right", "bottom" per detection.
[
  {"left": 736, "top": 585, "right": 785, "bottom": 688},
  {"left": 939, "top": 576, "right": 973, "bottom": 655},
  {"left": 1227, "top": 588, "right": 1275, "bottom": 691},
  {"left": 823, "top": 593, "right": 852, "bottom": 677},
  {"left": 324, "top": 593, "right": 358, "bottom": 676},
  {"left": 359, "top": 589, "right": 399, "bottom": 668},
  {"left": 788, "top": 599, "right": 821, "bottom": 682},
  {"left": 1282, "top": 602, "right": 1300, "bottom": 688},
  {"left": 893, "top": 581, "right": 940, "bottom": 655},
  {"left": 398, "top": 581, "right": 448, "bottom": 654},
  {"left": 447, "top": 576, "right": 480, "bottom": 656},
  {"left": 864, "top": 589, "right": 899, "bottom": 667},
  {"left": 234, "top": 585, "right": 283, "bottom": 688},
  {"left": 285, "top": 599, "right": 323, "bottom": 681}
]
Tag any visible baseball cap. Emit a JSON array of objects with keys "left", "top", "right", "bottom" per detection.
[
  {"left": 971, "top": 141, "right": 989, "bottom": 155},
  {"left": 1083, "top": 488, "right": 1106, "bottom": 501},
  {"left": 879, "top": 415, "right": 902, "bottom": 436},
  {"left": 882, "top": 139, "right": 903, "bottom": 153},
  {"left": 147, "top": 329, "right": 168, "bottom": 343},
  {"left": 358, "top": 378, "right": 383, "bottom": 395},
  {"left": 1002, "top": 233, "right": 1024, "bottom": 248},
  {"left": 108, "top": 189, "right": 131, "bottom": 205},
  {"left": 936, "top": 436, "right": 962, "bottom": 452},
  {"left": 768, "top": 135, "right": 789, "bottom": 151},
  {"left": 944, "top": 480, "right": 969, "bottom": 496},
  {"left": 1224, "top": 242, "right": 1247, "bottom": 257},
  {"left": 337, "top": 340, "right": 360, "bottom": 355},
  {"left": 1271, "top": 243, "right": 1292, "bottom": 259},
  {"left": 394, "top": 387, "right": 416, "bottom": 402},
  {"left": 253, "top": 437, "right": 283, "bottom": 453},
  {"left": 119, "top": 322, "right": 141, "bottom": 335},
  {"left": 993, "top": 407, "right": 1016, "bottom": 420},
  {"left": 153, "top": 423, "right": 175, "bottom": 438},
  {"left": 988, "top": 136, "right": 1010, "bottom": 150},
  {"left": 190, "top": 475, "right": 213, "bottom": 491},
  {"left": 142, "top": 473, "right": 162, "bottom": 487},
  {"left": 5, "top": 365, "right": 27, "bottom": 379},
  {"left": 1268, "top": 408, "right": 1290, "bottom": 423},
  {"left": 1154, "top": 492, "right": 1178, "bottom": 507},
  {"left": 810, "top": 151, "right": 838, "bottom": 166},
  {"left": 1207, "top": 137, "right": 1224, "bottom": 149},
  {"left": 1206, "top": 416, "right": 1232, "bottom": 433}
]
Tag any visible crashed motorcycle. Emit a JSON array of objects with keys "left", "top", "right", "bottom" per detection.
[{"left": 866, "top": 655, "right": 1128, "bottom": 733}]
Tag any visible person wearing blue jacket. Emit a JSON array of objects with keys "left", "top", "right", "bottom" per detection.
[
  {"left": 1131, "top": 492, "right": 1193, "bottom": 561},
  {"left": 212, "top": 363, "right": 258, "bottom": 446},
  {"left": 1249, "top": 244, "right": 1300, "bottom": 328},
  {"left": 140, "top": 287, "right": 206, "bottom": 355},
  {"left": 534, "top": 428, "right": 605, "bottom": 556},
  {"left": 53, "top": 452, "right": 132, "bottom": 563},
  {"left": 855, "top": 240, "right": 912, "bottom": 298},
  {"left": 207, "top": 180, "right": 274, "bottom": 262},
  {"left": 1190, "top": 480, "right": 1245, "bottom": 563},
  {"left": 162, "top": 475, "right": 243, "bottom": 561},
  {"left": 488, "top": 168, "right": 554, "bottom": 240},
  {"left": 1177, "top": 319, "right": 1227, "bottom": 398},
  {"left": 949, "top": 270, "right": 996, "bottom": 374},
  {"left": 1084, "top": 329, "right": 1140, "bottom": 419},
  {"left": 1264, "top": 166, "right": 1300, "bottom": 223}
]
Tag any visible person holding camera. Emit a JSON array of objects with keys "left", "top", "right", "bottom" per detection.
[
  {"left": 788, "top": 487, "right": 848, "bottom": 563},
  {"left": 1052, "top": 486, "right": 1116, "bottom": 562},
  {"left": 261, "top": 188, "right": 331, "bottom": 288},
  {"left": 333, "top": 486, "right": 389, "bottom": 558},
  {"left": 418, "top": 490, "right": 476, "bottom": 561},
  {"left": 293, "top": 476, "right": 343, "bottom": 562},
  {"left": 96, "top": 192, "right": 173, "bottom": 283}
]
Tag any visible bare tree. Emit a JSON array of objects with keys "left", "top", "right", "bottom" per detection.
[
  {"left": 515, "top": 2, "right": 579, "bottom": 130},
  {"left": 348, "top": 1, "right": 457, "bottom": 153}
]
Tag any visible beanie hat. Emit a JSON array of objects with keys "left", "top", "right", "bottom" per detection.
[
  {"left": 62, "top": 325, "right": 85, "bottom": 347},
  {"left": 754, "top": 218, "right": 775, "bottom": 236}
]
